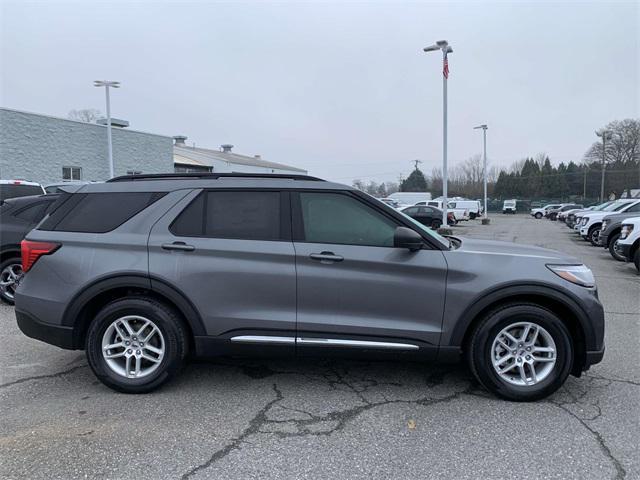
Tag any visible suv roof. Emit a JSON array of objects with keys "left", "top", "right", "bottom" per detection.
[{"left": 107, "top": 173, "right": 323, "bottom": 182}]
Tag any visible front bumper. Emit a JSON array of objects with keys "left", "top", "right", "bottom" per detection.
[
  {"left": 15, "top": 309, "right": 76, "bottom": 350},
  {"left": 619, "top": 242, "right": 634, "bottom": 261}
]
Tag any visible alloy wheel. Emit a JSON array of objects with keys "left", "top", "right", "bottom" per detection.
[
  {"left": 491, "top": 322, "right": 557, "bottom": 387},
  {"left": 0, "top": 262, "right": 23, "bottom": 300},
  {"left": 101, "top": 315, "right": 165, "bottom": 379}
]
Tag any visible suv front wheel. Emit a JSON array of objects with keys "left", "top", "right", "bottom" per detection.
[
  {"left": 467, "top": 303, "right": 573, "bottom": 401},
  {"left": 86, "top": 297, "right": 189, "bottom": 393}
]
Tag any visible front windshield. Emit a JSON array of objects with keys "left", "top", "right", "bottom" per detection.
[
  {"left": 605, "top": 202, "right": 630, "bottom": 212},
  {"left": 593, "top": 201, "right": 613, "bottom": 211}
]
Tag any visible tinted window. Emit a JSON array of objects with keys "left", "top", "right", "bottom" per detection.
[
  {"left": 0, "top": 184, "right": 43, "bottom": 201},
  {"left": 299, "top": 192, "right": 396, "bottom": 247},
  {"left": 172, "top": 191, "right": 282, "bottom": 240},
  {"left": 403, "top": 207, "right": 419, "bottom": 215},
  {"left": 171, "top": 193, "right": 205, "bottom": 236},
  {"left": 40, "top": 192, "right": 165, "bottom": 233},
  {"left": 205, "top": 191, "right": 280, "bottom": 240},
  {"left": 14, "top": 202, "right": 48, "bottom": 223}
]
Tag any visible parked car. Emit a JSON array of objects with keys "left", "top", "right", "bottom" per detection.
[
  {"left": 0, "top": 193, "right": 60, "bottom": 304},
  {"left": 598, "top": 211, "right": 640, "bottom": 261},
  {"left": 15, "top": 173, "right": 604, "bottom": 401},
  {"left": 617, "top": 216, "right": 640, "bottom": 272},
  {"left": 400, "top": 205, "right": 453, "bottom": 229},
  {"left": 569, "top": 202, "right": 614, "bottom": 230},
  {"left": 502, "top": 199, "right": 517, "bottom": 214},
  {"left": 530, "top": 204, "right": 562, "bottom": 219},
  {"left": 423, "top": 200, "right": 470, "bottom": 222},
  {"left": 579, "top": 200, "right": 640, "bottom": 245},
  {"left": 0, "top": 180, "right": 45, "bottom": 201},
  {"left": 551, "top": 204, "right": 583, "bottom": 222}
]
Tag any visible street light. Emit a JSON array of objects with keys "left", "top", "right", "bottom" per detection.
[
  {"left": 94, "top": 80, "right": 120, "bottom": 178},
  {"left": 474, "top": 124, "right": 488, "bottom": 221},
  {"left": 423, "top": 40, "right": 453, "bottom": 227},
  {"left": 595, "top": 129, "right": 612, "bottom": 203}
]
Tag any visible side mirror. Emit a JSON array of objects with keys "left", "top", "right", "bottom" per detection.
[{"left": 394, "top": 226, "right": 424, "bottom": 252}]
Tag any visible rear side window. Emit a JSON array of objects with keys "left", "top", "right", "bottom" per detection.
[
  {"left": 171, "top": 191, "right": 282, "bottom": 241},
  {"left": 40, "top": 192, "right": 165, "bottom": 233},
  {"left": 0, "top": 184, "right": 43, "bottom": 201},
  {"left": 14, "top": 202, "right": 49, "bottom": 223}
]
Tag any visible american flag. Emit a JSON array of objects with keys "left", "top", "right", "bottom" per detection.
[{"left": 443, "top": 52, "right": 449, "bottom": 79}]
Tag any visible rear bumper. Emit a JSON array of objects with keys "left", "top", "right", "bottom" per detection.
[{"left": 15, "top": 309, "right": 76, "bottom": 350}]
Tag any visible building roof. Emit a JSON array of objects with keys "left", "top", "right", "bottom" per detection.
[{"left": 173, "top": 145, "right": 307, "bottom": 173}]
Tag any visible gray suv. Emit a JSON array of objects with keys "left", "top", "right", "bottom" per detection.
[{"left": 14, "top": 174, "right": 605, "bottom": 401}]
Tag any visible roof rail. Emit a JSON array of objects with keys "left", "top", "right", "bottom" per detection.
[{"left": 107, "top": 172, "right": 324, "bottom": 183}]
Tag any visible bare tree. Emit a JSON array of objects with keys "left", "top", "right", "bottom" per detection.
[{"left": 68, "top": 108, "right": 102, "bottom": 123}]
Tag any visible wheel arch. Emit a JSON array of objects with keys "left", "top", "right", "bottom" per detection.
[
  {"left": 0, "top": 246, "right": 21, "bottom": 264},
  {"left": 62, "top": 273, "right": 205, "bottom": 349},
  {"left": 452, "top": 284, "right": 595, "bottom": 375}
]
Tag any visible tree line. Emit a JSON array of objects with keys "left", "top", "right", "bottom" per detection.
[{"left": 353, "top": 118, "right": 639, "bottom": 200}]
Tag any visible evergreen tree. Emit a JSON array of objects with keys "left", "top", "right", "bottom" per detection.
[{"left": 401, "top": 168, "right": 428, "bottom": 192}]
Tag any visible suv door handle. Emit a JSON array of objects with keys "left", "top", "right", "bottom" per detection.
[
  {"left": 309, "top": 251, "right": 344, "bottom": 263},
  {"left": 162, "top": 242, "right": 195, "bottom": 252}
]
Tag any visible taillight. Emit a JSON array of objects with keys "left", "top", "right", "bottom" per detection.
[{"left": 20, "top": 240, "right": 60, "bottom": 273}]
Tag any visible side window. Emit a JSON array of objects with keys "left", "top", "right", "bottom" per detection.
[
  {"left": 205, "top": 191, "right": 280, "bottom": 240},
  {"left": 403, "top": 207, "right": 419, "bottom": 215},
  {"left": 172, "top": 191, "right": 282, "bottom": 240},
  {"left": 14, "top": 202, "right": 48, "bottom": 223},
  {"left": 625, "top": 203, "right": 640, "bottom": 213},
  {"left": 298, "top": 192, "right": 397, "bottom": 247}
]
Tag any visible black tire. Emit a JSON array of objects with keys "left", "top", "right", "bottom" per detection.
[
  {"left": 469, "top": 212, "right": 477, "bottom": 220},
  {"left": 634, "top": 248, "right": 640, "bottom": 273},
  {"left": 588, "top": 226, "right": 601, "bottom": 246},
  {"left": 0, "top": 257, "right": 22, "bottom": 305},
  {"left": 607, "top": 233, "right": 626, "bottom": 262},
  {"left": 86, "top": 296, "right": 189, "bottom": 393},
  {"left": 535, "top": 212, "right": 543, "bottom": 219},
  {"left": 431, "top": 219, "right": 442, "bottom": 230},
  {"left": 466, "top": 303, "right": 573, "bottom": 402}
]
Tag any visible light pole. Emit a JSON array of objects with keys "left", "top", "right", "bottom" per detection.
[
  {"left": 474, "top": 124, "right": 488, "bottom": 221},
  {"left": 424, "top": 40, "right": 453, "bottom": 227},
  {"left": 94, "top": 80, "right": 120, "bottom": 178},
  {"left": 595, "top": 129, "right": 612, "bottom": 203}
]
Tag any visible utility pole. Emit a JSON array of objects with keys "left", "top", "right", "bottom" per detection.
[
  {"left": 412, "top": 159, "right": 423, "bottom": 170},
  {"left": 596, "top": 129, "right": 612, "bottom": 203},
  {"left": 94, "top": 80, "right": 121, "bottom": 178},
  {"left": 474, "top": 124, "right": 488, "bottom": 221}
]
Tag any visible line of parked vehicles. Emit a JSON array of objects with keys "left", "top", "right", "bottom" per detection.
[
  {"left": 530, "top": 199, "right": 640, "bottom": 272},
  {"left": 380, "top": 196, "right": 483, "bottom": 229}
]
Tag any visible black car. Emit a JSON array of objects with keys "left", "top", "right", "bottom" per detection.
[
  {"left": 400, "top": 205, "right": 453, "bottom": 229},
  {"left": 548, "top": 204, "right": 583, "bottom": 221},
  {"left": 0, "top": 194, "right": 59, "bottom": 304}
]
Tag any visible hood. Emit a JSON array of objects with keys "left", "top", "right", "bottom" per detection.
[{"left": 455, "top": 237, "right": 579, "bottom": 263}]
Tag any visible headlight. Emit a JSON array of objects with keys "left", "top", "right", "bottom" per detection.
[
  {"left": 620, "top": 224, "right": 634, "bottom": 239},
  {"left": 582, "top": 217, "right": 589, "bottom": 225},
  {"left": 547, "top": 264, "right": 595, "bottom": 288},
  {"left": 601, "top": 220, "right": 609, "bottom": 230}
]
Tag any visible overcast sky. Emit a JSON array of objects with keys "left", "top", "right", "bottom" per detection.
[{"left": 1, "top": 0, "right": 638, "bottom": 183}]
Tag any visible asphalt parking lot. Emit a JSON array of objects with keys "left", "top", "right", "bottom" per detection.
[{"left": 1, "top": 214, "right": 638, "bottom": 480}]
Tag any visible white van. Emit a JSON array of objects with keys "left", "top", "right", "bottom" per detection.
[
  {"left": 503, "top": 199, "right": 517, "bottom": 214},
  {"left": 423, "top": 200, "right": 470, "bottom": 222},
  {"left": 449, "top": 200, "right": 482, "bottom": 219},
  {"left": 388, "top": 192, "right": 432, "bottom": 207}
]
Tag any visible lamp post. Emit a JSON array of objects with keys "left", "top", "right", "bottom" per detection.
[
  {"left": 595, "top": 129, "right": 612, "bottom": 203},
  {"left": 474, "top": 124, "right": 488, "bottom": 221},
  {"left": 423, "top": 40, "right": 453, "bottom": 227},
  {"left": 94, "top": 80, "right": 120, "bottom": 178}
]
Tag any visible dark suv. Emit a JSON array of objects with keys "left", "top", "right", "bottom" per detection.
[
  {"left": 15, "top": 174, "right": 605, "bottom": 401},
  {"left": 0, "top": 193, "right": 59, "bottom": 304}
]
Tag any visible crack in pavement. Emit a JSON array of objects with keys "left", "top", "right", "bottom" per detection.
[
  {"left": 547, "top": 379, "right": 627, "bottom": 479},
  {"left": 0, "top": 364, "right": 88, "bottom": 390},
  {"left": 180, "top": 364, "right": 474, "bottom": 479}
]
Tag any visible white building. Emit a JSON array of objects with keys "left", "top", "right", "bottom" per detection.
[{"left": 173, "top": 136, "right": 307, "bottom": 175}]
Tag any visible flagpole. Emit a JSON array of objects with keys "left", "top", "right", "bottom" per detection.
[{"left": 442, "top": 49, "right": 448, "bottom": 227}]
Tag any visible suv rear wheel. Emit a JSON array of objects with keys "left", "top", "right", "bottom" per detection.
[
  {"left": 467, "top": 303, "right": 573, "bottom": 401},
  {"left": 86, "top": 297, "right": 188, "bottom": 393},
  {"left": 0, "top": 257, "right": 23, "bottom": 305}
]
